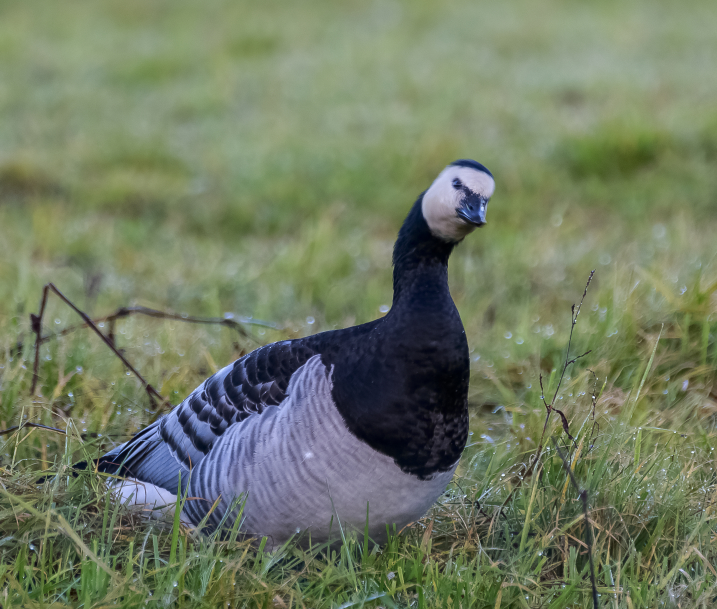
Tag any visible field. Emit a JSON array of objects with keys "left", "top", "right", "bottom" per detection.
[{"left": 1, "top": 0, "right": 717, "bottom": 606}]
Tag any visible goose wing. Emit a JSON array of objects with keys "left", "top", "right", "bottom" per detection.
[{"left": 98, "top": 339, "right": 318, "bottom": 491}]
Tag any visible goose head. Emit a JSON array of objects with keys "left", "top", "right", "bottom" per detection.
[{"left": 421, "top": 159, "right": 495, "bottom": 242}]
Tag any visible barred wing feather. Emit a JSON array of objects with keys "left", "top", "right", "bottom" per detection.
[{"left": 98, "top": 339, "right": 318, "bottom": 492}]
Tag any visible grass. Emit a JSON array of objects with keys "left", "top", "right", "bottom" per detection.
[{"left": 1, "top": 0, "right": 717, "bottom": 606}]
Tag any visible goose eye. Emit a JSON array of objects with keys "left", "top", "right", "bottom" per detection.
[{"left": 452, "top": 178, "right": 462, "bottom": 189}]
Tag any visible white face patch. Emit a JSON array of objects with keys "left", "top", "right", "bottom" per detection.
[{"left": 421, "top": 165, "right": 495, "bottom": 241}]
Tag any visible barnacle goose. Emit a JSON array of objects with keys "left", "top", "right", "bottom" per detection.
[{"left": 98, "top": 160, "right": 495, "bottom": 546}]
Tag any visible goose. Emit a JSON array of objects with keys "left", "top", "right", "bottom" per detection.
[{"left": 98, "top": 159, "right": 495, "bottom": 547}]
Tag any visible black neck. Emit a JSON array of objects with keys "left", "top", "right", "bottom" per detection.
[
  {"left": 323, "top": 194, "right": 470, "bottom": 479},
  {"left": 391, "top": 196, "right": 455, "bottom": 308}
]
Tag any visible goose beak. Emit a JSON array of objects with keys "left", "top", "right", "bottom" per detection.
[{"left": 456, "top": 195, "right": 488, "bottom": 227}]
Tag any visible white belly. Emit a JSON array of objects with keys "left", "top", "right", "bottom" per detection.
[{"left": 112, "top": 477, "right": 178, "bottom": 519}]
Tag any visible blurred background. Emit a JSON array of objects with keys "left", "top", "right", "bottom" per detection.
[{"left": 1, "top": 0, "right": 716, "bottom": 444}]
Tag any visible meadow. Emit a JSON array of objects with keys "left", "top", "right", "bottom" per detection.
[{"left": 1, "top": 0, "right": 717, "bottom": 606}]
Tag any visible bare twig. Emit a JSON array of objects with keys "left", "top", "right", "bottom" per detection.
[
  {"left": 552, "top": 270, "right": 594, "bottom": 405},
  {"left": 586, "top": 368, "right": 600, "bottom": 443},
  {"left": 29, "top": 285, "right": 51, "bottom": 395},
  {"left": 24, "top": 304, "right": 276, "bottom": 351},
  {"left": 553, "top": 438, "right": 598, "bottom": 609},
  {"left": 29, "top": 283, "right": 171, "bottom": 410},
  {"left": 0, "top": 422, "right": 67, "bottom": 437},
  {"left": 535, "top": 271, "right": 595, "bottom": 451},
  {"left": 489, "top": 271, "right": 595, "bottom": 529}
]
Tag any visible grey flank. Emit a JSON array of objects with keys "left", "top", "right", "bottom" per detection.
[{"left": 182, "top": 355, "right": 456, "bottom": 547}]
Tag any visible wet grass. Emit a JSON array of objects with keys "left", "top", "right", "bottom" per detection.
[{"left": 1, "top": 0, "right": 717, "bottom": 606}]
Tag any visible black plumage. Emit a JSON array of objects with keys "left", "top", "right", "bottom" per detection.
[{"left": 98, "top": 160, "right": 494, "bottom": 528}]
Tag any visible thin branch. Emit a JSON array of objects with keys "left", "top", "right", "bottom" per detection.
[
  {"left": 566, "top": 350, "right": 592, "bottom": 367},
  {"left": 0, "top": 422, "right": 67, "bottom": 437},
  {"left": 539, "top": 373, "right": 550, "bottom": 412},
  {"left": 551, "top": 270, "right": 594, "bottom": 406},
  {"left": 29, "top": 283, "right": 171, "bottom": 410},
  {"left": 25, "top": 304, "right": 276, "bottom": 351},
  {"left": 551, "top": 406, "right": 574, "bottom": 441},
  {"left": 586, "top": 368, "right": 600, "bottom": 443},
  {"left": 490, "top": 271, "right": 595, "bottom": 528},
  {"left": 30, "top": 285, "right": 50, "bottom": 396},
  {"left": 553, "top": 438, "right": 598, "bottom": 609},
  {"left": 537, "top": 271, "right": 594, "bottom": 450}
]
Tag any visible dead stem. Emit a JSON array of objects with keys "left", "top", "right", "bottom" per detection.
[{"left": 489, "top": 271, "right": 595, "bottom": 533}]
